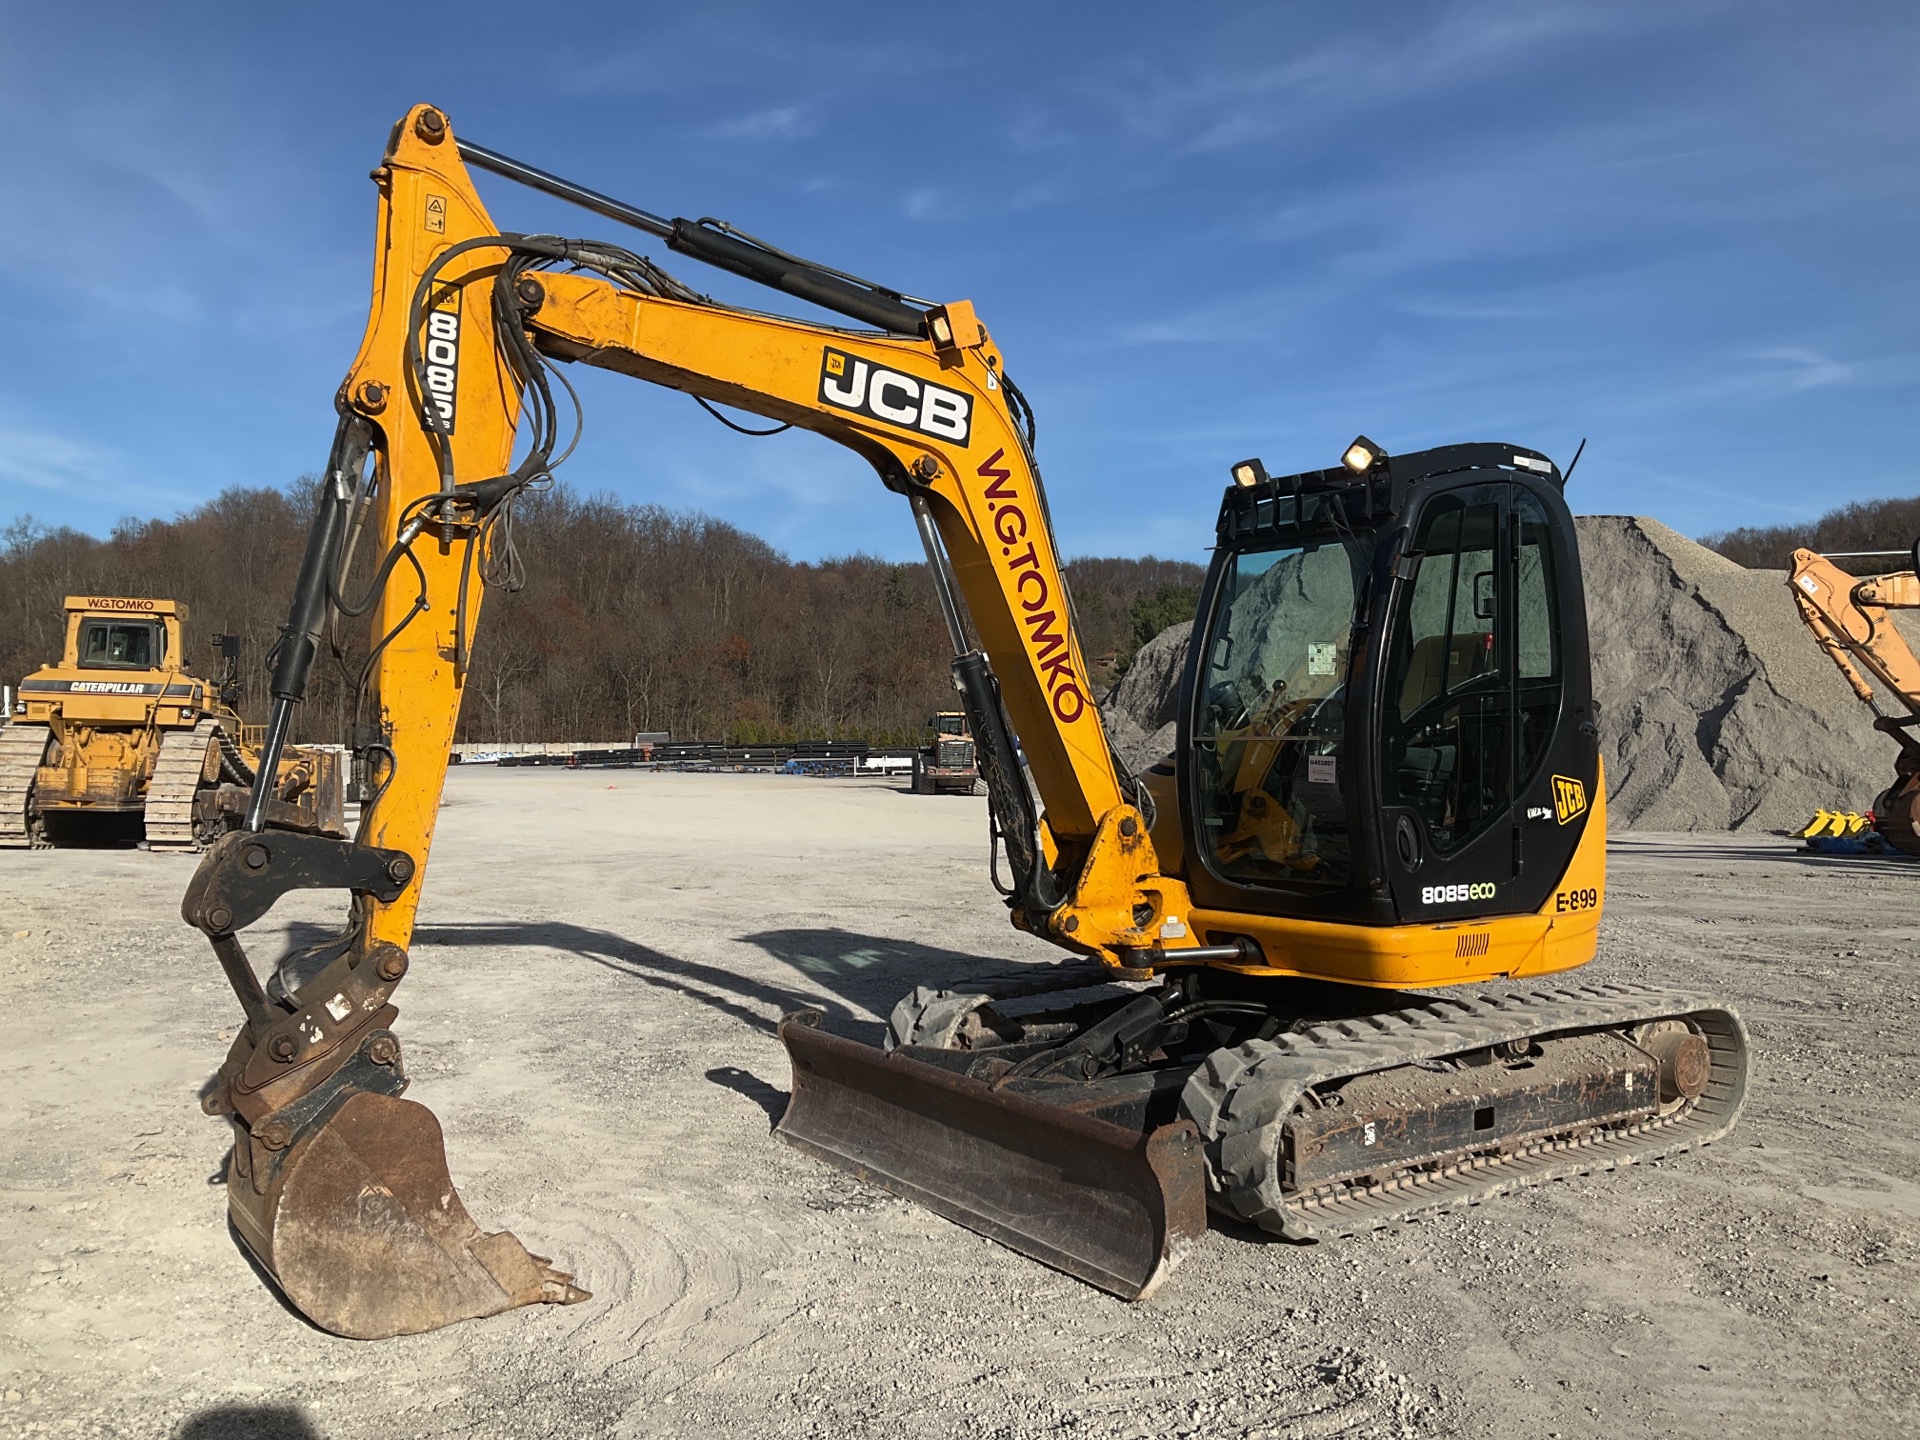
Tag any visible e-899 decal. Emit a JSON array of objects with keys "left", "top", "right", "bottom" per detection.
[{"left": 1554, "top": 886, "right": 1600, "bottom": 913}]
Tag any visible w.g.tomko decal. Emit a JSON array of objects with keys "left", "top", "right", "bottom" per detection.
[
  {"left": 978, "top": 449, "right": 1088, "bottom": 726},
  {"left": 819, "top": 347, "right": 971, "bottom": 445}
]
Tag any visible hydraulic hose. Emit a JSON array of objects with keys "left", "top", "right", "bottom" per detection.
[{"left": 246, "top": 414, "right": 373, "bottom": 831}]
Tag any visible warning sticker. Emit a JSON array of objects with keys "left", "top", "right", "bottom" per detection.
[
  {"left": 425, "top": 194, "right": 447, "bottom": 234},
  {"left": 1307, "top": 642, "right": 1337, "bottom": 675}
]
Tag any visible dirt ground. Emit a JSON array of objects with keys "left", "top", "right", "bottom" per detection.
[{"left": 2, "top": 770, "right": 1917, "bottom": 1440}]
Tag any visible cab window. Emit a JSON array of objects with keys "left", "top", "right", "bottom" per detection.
[
  {"left": 79, "top": 621, "right": 162, "bottom": 670},
  {"left": 1382, "top": 491, "right": 1508, "bottom": 855},
  {"left": 1514, "top": 489, "right": 1562, "bottom": 790},
  {"left": 1192, "top": 537, "right": 1365, "bottom": 887}
]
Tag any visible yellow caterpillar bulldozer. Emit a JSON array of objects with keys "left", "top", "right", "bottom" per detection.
[
  {"left": 1788, "top": 545, "right": 1920, "bottom": 853},
  {"left": 3, "top": 596, "right": 345, "bottom": 850},
  {"left": 180, "top": 105, "right": 1748, "bottom": 1340}
]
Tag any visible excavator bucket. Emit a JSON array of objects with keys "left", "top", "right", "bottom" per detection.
[
  {"left": 775, "top": 1012, "right": 1208, "bottom": 1300},
  {"left": 228, "top": 1091, "right": 588, "bottom": 1340}
]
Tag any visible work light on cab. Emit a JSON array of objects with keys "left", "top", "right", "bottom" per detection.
[{"left": 1342, "top": 435, "right": 1383, "bottom": 473}]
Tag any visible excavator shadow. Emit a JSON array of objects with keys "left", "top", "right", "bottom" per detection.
[
  {"left": 414, "top": 921, "right": 832, "bottom": 1037},
  {"left": 1613, "top": 837, "right": 1920, "bottom": 876},
  {"left": 176, "top": 1405, "right": 321, "bottom": 1440},
  {"left": 409, "top": 922, "right": 1018, "bottom": 1048},
  {"left": 705, "top": 1065, "right": 788, "bottom": 1128},
  {"left": 735, "top": 927, "right": 1043, "bottom": 1042},
  {"left": 410, "top": 923, "right": 1021, "bottom": 1132}
]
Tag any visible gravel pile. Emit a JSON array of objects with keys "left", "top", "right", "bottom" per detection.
[
  {"left": 1099, "top": 516, "right": 1908, "bottom": 830},
  {"left": 1102, "top": 620, "right": 1188, "bottom": 773}
]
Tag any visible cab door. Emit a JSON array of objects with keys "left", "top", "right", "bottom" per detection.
[{"left": 1376, "top": 478, "right": 1589, "bottom": 922}]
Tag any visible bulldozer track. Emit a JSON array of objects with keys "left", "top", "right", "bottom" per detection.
[
  {"left": 0, "top": 723, "right": 52, "bottom": 848},
  {"left": 145, "top": 718, "right": 222, "bottom": 851},
  {"left": 1179, "top": 980, "right": 1748, "bottom": 1240},
  {"left": 214, "top": 727, "right": 256, "bottom": 786}
]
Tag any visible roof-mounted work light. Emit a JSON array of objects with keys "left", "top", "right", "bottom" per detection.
[
  {"left": 1231, "top": 458, "right": 1268, "bottom": 489},
  {"left": 1342, "top": 436, "right": 1384, "bottom": 474}
]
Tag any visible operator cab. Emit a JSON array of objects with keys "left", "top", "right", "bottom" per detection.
[
  {"left": 1173, "top": 440, "right": 1596, "bottom": 928},
  {"left": 78, "top": 619, "right": 164, "bottom": 670}
]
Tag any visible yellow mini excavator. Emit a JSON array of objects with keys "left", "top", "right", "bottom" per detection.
[
  {"left": 182, "top": 105, "right": 1748, "bottom": 1339},
  {"left": 1789, "top": 545, "right": 1920, "bottom": 853}
]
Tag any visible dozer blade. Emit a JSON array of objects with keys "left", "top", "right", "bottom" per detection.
[
  {"left": 775, "top": 1011, "right": 1207, "bottom": 1300},
  {"left": 232, "top": 1091, "right": 588, "bottom": 1339}
]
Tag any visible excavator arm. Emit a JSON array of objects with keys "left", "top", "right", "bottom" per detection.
[{"left": 182, "top": 104, "right": 1205, "bottom": 1337}]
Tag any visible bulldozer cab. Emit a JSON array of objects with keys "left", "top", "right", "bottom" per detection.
[
  {"left": 62, "top": 597, "right": 183, "bottom": 675},
  {"left": 1176, "top": 443, "right": 1597, "bottom": 929}
]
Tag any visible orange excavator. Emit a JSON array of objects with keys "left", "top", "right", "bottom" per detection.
[
  {"left": 1788, "top": 544, "right": 1920, "bottom": 852},
  {"left": 182, "top": 105, "right": 1748, "bottom": 1339}
]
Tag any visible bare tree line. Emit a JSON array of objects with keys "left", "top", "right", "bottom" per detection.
[
  {"left": 2, "top": 482, "right": 1203, "bottom": 747},
  {"left": 1702, "top": 495, "right": 1920, "bottom": 574}
]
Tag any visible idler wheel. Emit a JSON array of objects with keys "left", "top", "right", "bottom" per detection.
[{"left": 1638, "top": 1023, "right": 1711, "bottom": 1103}]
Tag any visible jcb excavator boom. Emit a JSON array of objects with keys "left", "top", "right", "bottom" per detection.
[{"left": 185, "top": 106, "right": 1746, "bottom": 1337}]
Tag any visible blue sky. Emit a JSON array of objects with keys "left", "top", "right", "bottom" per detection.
[{"left": 2, "top": 2, "right": 1915, "bottom": 566}]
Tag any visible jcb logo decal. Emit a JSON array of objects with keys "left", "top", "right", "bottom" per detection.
[
  {"left": 819, "top": 347, "right": 971, "bottom": 445},
  {"left": 1552, "top": 775, "right": 1587, "bottom": 825}
]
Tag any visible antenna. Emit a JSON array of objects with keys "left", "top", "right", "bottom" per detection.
[{"left": 1563, "top": 437, "right": 1588, "bottom": 484}]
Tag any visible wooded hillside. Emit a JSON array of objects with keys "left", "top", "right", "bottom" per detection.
[
  {"left": 1701, "top": 495, "right": 1920, "bottom": 573},
  {"left": 0, "top": 482, "right": 1204, "bottom": 746}
]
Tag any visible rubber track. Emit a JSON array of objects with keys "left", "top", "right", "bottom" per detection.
[
  {"left": 0, "top": 724, "right": 52, "bottom": 847},
  {"left": 1178, "top": 980, "right": 1749, "bottom": 1240},
  {"left": 145, "top": 719, "right": 221, "bottom": 850}
]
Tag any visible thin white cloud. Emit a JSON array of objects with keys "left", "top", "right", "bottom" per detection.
[
  {"left": 1741, "top": 347, "right": 1853, "bottom": 392},
  {"left": 708, "top": 105, "right": 814, "bottom": 142},
  {"left": 1092, "top": 1, "right": 1657, "bottom": 157},
  {"left": 0, "top": 425, "right": 115, "bottom": 494},
  {"left": 904, "top": 187, "right": 946, "bottom": 222}
]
